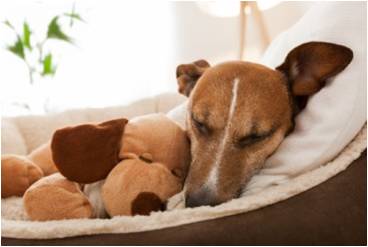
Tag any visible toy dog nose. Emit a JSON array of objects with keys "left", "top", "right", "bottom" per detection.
[{"left": 185, "top": 190, "right": 219, "bottom": 208}]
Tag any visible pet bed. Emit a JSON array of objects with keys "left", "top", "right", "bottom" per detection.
[
  {"left": 3, "top": 151, "right": 365, "bottom": 245},
  {"left": 2, "top": 1, "right": 367, "bottom": 243},
  {"left": 1, "top": 92, "right": 366, "bottom": 239}
]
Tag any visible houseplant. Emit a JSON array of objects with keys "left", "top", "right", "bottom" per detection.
[{"left": 3, "top": 4, "right": 83, "bottom": 113}]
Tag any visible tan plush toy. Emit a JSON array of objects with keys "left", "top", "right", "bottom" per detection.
[
  {"left": 102, "top": 158, "right": 183, "bottom": 216},
  {"left": 1, "top": 143, "right": 58, "bottom": 198},
  {"left": 2, "top": 113, "right": 190, "bottom": 220}
]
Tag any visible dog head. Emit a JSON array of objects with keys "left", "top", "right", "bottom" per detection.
[{"left": 177, "top": 42, "right": 353, "bottom": 207}]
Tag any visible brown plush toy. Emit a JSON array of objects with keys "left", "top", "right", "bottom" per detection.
[{"left": 3, "top": 113, "right": 190, "bottom": 221}]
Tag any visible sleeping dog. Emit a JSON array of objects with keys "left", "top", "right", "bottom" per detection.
[
  {"left": 175, "top": 42, "right": 353, "bottom": 207},
  {"left": 1, "top": 42, "right": 352, "bottom": 212}
]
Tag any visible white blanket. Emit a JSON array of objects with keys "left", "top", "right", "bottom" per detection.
[{"left": 2, "top": 125, "right": 365, "bottom": 239}]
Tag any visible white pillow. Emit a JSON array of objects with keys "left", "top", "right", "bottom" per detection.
[{"left": 244, "top": 1, "right": 367, "bottom": 194}]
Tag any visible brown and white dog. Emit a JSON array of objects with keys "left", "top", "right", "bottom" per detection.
[
  {"left": 1, "top": 42, "right": 353, "bottom": 213},
  {"left": 176, "top": 42, "right": 353, "bottom": 208}
]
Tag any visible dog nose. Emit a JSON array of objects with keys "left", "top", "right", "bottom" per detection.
[{"left": 185, "top": 189, "right": 219, "bottom": 208}]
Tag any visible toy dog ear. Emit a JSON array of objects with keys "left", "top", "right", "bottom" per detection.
[
  {"left": 131, "top": 192, "right": 166, "bottom": 216},
  {"left": 51, "top": 118, "right": 128, "bottom": 184},
  {"left": 277, "top": 41, "right": 353, "bottom": 112},
  {"left": 176, "top": 59, "right": 210, "bottom": 97}
]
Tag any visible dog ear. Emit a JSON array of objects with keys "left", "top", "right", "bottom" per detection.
[
  {"left": 176, "top": 59, "right": 210, "bottom": 97},
  {"left": 51, "top": 118, "right": 128, "bottom": 183},
  {"left": 276, "top": 42, "right": 353, "bottom": 111}
]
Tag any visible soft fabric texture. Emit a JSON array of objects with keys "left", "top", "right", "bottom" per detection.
[
  {"left": 166, "top": 101, "right": 188, "bottom": 130},
  {"left": 52, "top": 118, "right": 128, "bottom": 183},
  {"left": 1, "top": 125, "right": 366, "bottom": 239},
  {"left": 244, "top": 1, "right": 366, "bottom": 193},
  {"left": 4, "top": 153, "right": 365, "bottom": 245},
  {"left": 120, "top": 114, "right": 191, "bottom": 181},
  {"left": 23, "top": 173, "right": 93, "bottom": 221},
  {"left": 28, "top": 143, "right": 58, "bottom": 176},
  {"left": 2, "top": 97, "right": 191, "bottom": 221},
  {"left": 102, "top": 159, "right": 182, "bottom": 216},
  {"left": 1, "top": 155, "right": 43, "bottom": 198},
  {"left": 1, "top": 93, "right": 186, "bottom": 156},
  {"left": 82, "top": 113, "right": 190, "bottom": 217}
]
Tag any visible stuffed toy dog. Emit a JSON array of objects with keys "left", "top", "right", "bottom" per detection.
[{"left": 2, "top": 113, "right": 191, "bottom": 221}]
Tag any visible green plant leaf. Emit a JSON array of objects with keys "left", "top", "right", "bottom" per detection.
[
  {"left": 3, "top": 19, "right": 15, "bottom": 30},
  {"left": 64, "top": 2, "right": 84, "bottom": 27},
  {"left": 64, "top": 13, "right": 84, "bottom": 23},
  {"left": 22, "top": 22, "right": 32, "bottom": 50},
  {"left": 47, "top": 16, "right": 72, "bottom": 43},
  {"left": 42, "top": 53, "right": 56, "bottom": 76},
  {"left": 7, "top": 37, "right": 25, "bottom": 59}
]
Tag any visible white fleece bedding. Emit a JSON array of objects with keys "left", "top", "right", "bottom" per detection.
[
  {"left": 1, "top": 93, "right": 366, "bottom": 239},
  {"left": 1, "top": 92, "right": 366, "bottom": 239},
  {"left": 244, "top": 1, "right": 367, "bottom": 195},
  {"left": 2, "top": 125, "right": 366, "bottom": 239}
]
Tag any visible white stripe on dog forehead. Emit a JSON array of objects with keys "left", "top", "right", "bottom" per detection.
[{"left": 204, "top": 78, "right": 240, "bottom": 193}]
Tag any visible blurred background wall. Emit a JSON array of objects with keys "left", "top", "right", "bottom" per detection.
[{"left": 0, "top": 1, "right": 314, "bottom": 116}]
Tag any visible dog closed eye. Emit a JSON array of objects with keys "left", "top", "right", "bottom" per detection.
[
  {"left": 235, "top": 130, "right": 274, "bottom": 148},
  {"left": 191, "top": 114, "right": 211, "bottom": 135}
]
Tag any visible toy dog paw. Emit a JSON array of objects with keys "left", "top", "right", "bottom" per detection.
[
  {"left": 23, "top": 173, "right": 93, "bottom": 221},
  {"left": 1, "top": 155, "right": 43, "bottom": 198}
]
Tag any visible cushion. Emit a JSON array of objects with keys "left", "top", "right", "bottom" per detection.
[
  {"left": 244, "top": 1, "right": 367, "bottom": 193},
  {"left": 1, "top": 93, "right": 187, "bottom": 154}
]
